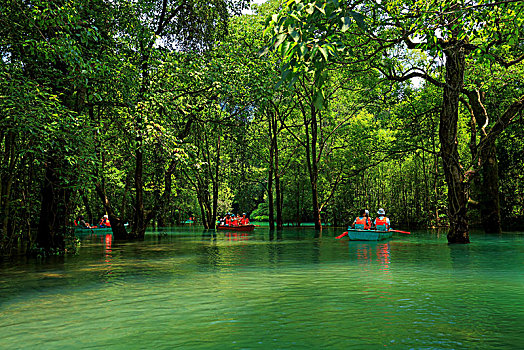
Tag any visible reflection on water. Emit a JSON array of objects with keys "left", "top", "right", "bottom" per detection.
[{"left": 1, "top": 228, "right": 524, "bottom": 349}]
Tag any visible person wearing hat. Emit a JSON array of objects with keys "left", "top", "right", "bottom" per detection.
[
  {"left": 98, "top": 214, "right": 111, "bottom": 228},
  {"left": 231, "top": 214, "right": 240, "bottom": 227},
  {"left": 224, "top": 213, "right": 232, "bottom": 226},
  {"left": 364, "top": 209, "right": 371, "bottom": 226},
  {"left": 240, "top": 213, "right": 250, "bottom": 226},
  {"left": 374, "top": 208, "right": 390, "bottom": 231}
]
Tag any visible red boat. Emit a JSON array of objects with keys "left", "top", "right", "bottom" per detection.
[{"left": 215, "top": 224, "right": 255, "bottom": 232}]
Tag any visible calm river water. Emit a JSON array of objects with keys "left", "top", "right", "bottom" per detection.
[{"left": 1, "top": 227, "right": 523, "bottom": 349}]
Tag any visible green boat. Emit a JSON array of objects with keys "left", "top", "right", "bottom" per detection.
[
  {"left": 74, "top": 223, "right": 128, "bottom": 235},
  {"left": 347, "top": 228, "right": 392, "bottom": 241}
]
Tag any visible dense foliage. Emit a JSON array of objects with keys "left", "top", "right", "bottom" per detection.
[{"left": 0, "top": 0, "right": 523, "bottom": 255}]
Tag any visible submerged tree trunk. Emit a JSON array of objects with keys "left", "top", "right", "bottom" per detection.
[
  {"left": 272, "top": 112, "right": 283, "bottom": 230},
  {"left": 133, "top": 137, "right": 146, "bottom": 238},
  {"left": 465, "top": 90, "right": 502, "bottom": 234},
  {"left": 212, "top": 134, "right": 221, "bottom": 228},
  {"left": 305, "top": 106, "right": 322, "bottom": 231},
  {"left": 268, "top": 146, "right": 275, "bottom": 230},
  {"left": 36, "top": 158, "right": 67, "bottom": 253},
  {"left": 478, "top": 140, "right": 501, "bottom": 233},
  {"left": 440, "top": 45, "right": 470, "bottom": 243},
  {"left": 1, "top": 131, "right": 16, "bottom": 253}
]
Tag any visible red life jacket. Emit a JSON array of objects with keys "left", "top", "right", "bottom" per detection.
[
  {"left": 375, "top": 216, "right": 388, "bottom": 229},
  {"left": 355, "top": 217, "right": 370, "bottom": 229},
  {"left": 225, "top": 217, "right": 231, "bottom": 225},
  {"left": 241, "top": 217, "right": 249, "bottom": 225}
]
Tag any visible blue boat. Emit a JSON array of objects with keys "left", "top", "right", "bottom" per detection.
[{"left": 347, "top": 228, "right": 392, "bottom": 241}]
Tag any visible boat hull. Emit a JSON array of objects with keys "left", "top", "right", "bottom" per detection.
[
  {"left": 75, "top": 227, "right": 113, "bottom": 234},
  {"left": 216, "top": 224, "right": 255, "bottom": 232},
  {"left": 347, "top": 229, "right": 392, "bottom": 241},
  {"left": 74, "top": 223, "right": 128, "bottom": 235}
]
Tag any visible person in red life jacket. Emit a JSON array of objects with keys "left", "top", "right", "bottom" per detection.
[
  {"left": 374, "top": 208, "right": 391, "bottom": 231},
  {"left": 364, "top": 209, "right": 372, "bottom": 228},
  {"left": 240, "top": 213, "right": 250, "bottom": 225},
  {"left": 351, "top": 209, "right": 371, "bottom": 229},
  {"left": 98, "top": 214, "right": 111, "bottom": 227},
  {"left": 75, "top": 215, "right": 92, "bottom": 229},
  {"left": 231, "top": 214, "right": 240, "bottom": 227},
  {"left": 224, "top": 213, "right": 232, "bottom": 226}
]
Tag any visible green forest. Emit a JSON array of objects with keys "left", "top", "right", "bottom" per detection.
[{"left": 1, "top": 0, "right": 523, "bottom": 256}]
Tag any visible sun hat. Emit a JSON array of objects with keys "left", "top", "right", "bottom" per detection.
[{"left": 377, "top": 208, "right": 385, "bottom": 215}]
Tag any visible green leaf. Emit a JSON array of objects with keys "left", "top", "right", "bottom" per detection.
[
  {"left": 349, "top": 11, "right": 366, "bottom": 30},
  {"left": 258, "top": 46, "right": 269, "bottom": 57},
  {"left": 314, "top": 90, "right": 324, "bottom": 110},
  {"left": 306, "top": 4, "right": 315, "bottom": 15},
  {"left": 274, "top": 33, "right": 287, "bottom": 49},
  {"left": 298, "top": 42, "right": 307, "bottom": 57},
  {"left": 319, "top": 45, "right": 329, "bottom": 60},
  {"left": 288, "top": 74, "right": 300, "bottom": 88},
  {"left": 281, "top": 40, "right": 293, "bottom": 56},
  {"left": 341, "top": 16, "right": 351, "bottom": 32},
  {"left": 281, "top": 68, "right": 291, "bottom": 81},
  {"left": 290, "top": 30, "right": 300, "bottom": 42}
]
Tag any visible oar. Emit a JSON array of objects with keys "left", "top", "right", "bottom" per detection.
[
  {"left": 389, "top": 229, "right": 411, "bottom": 234},
  {"left": 336, "top": 231, "right": 348, "bottom": 239}
]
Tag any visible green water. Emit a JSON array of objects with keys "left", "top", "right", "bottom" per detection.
[{"left": 1, "top": 227, "right": 523, "bottom": 349}]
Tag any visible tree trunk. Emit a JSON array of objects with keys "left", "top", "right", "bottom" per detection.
[
  {"left": 440, "top": 45, "right": 470, "bottom": 243},
  {"left": 465, "top": 90, "right": 502, "bottom": 234},
  {"left": 1, "top": 131, "right": 16, "bottom": 253},
  {"left": 268, "top": 152, "right": 275, "bottom": 230},
  {"left": 95, "top": 183, "right": 128, "bottom": 239},
  {"left": 306, "top": 107, "right": 322, "bottom": 231},
  {"left": 212, "top": 134, "right": 221, "bottom": 227},
  {"left": 268, "top": 111, "right": 275, "bottom": 230},
  {"left": 197, "top": 191, "right": 209, "bottom": 229},
  {"left": 133, "top": 139, "right": 146, "bottom": 238},
  {"left": 479, "top": 139, "right": 501, "bottom": 233},
  {"left": 272, "top": 113, "right": 283, "bottom": 230},
  {"left": 296, "top": 177, "right": 301, "bottom": 226},
  {"left": 132, "top": 47, "right": 151, "bottom": 239},
  {"left": 36, "top": 158, "right": 66, "bottom": 253}
]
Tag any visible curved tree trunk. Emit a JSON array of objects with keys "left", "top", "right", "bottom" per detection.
[
  {"left": 95, "top": 183, "right": 128, "bottom": 239},
  {"left": 465, "top": 90, "right": 502, "bottom": 234}
]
